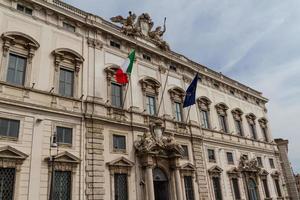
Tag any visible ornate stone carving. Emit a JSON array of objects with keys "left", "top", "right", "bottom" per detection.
[
  {"left": 238, "top": 155, "right": 261, "bottom": 172},
  {"left": 110, "top": 12, "right": 170, "bottom": 51}
]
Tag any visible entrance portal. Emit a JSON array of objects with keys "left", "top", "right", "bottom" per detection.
[
  {"left": 247, "top": 178, "right": 259, "bottom": 200},
  {"left": 153, "top": 167, "right": 169, "bottom": 200}
]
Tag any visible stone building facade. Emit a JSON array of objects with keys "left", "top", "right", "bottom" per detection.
[
  {"left": 295, "top": 174, "right": 300, "bottom": 194},
  {"left": 0, "top": 0, "right": 295, "bottom": 199}
]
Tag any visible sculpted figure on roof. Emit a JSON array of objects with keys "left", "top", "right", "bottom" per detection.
[{"left": 110, "top": 11, "right": 141, "bottom": 37}]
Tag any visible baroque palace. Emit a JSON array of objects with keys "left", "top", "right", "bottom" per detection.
[{"left": 0, "top": 0, "right": 297, "bottom": 200}]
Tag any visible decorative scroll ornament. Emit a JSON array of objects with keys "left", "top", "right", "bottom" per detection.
[
  {"left": 110, "top": 11, "right": 170, "bottom": 51},
  {"left": 238, "top": 155, "right": 261, "bottom": 172}
]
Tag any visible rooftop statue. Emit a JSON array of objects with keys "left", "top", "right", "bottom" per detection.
[{"left": 110, "top": 12, "right": 170, "bottom": 51}]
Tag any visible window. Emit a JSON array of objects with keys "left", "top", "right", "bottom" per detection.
[
  {"left": 274, "top": 178, "right": 282, "bottom": 197},
  {"left": 235, "top": 120, "right": 243, "bottom": 136},
  {"left": 246, "top": 114, "right": 257, "bottom": 139},
  {"left": 113, "top": 135, "right": 126, "bottom": 151},
  {"left": 226, "top": 152, "right": 234, "bottom": 165},
  {"left": 110, "top": 41, "right": 121, "bottom": 49},
  {"left": 262, "top": 178, "right": 270, "bottom": 198},
  {"left": 257, "top": 157, "right": 263, "bottom": 167},
  {"left": 142, "top": 54, "right": 151, "bottom": 61},
  {"left": 53, "top": 171, "right": 71, "bottom": 200},
  {"left": 59, "top": 68, "right": 74, "bottom": 97},
  {"left": 231, "top": 178, "right": 241, "bottom": 200},
  {"left": 242, "top": 154, "right": 248, "bottom": 160},
  {"left": 269, "top": 158, "right": 275, "bottom": 169},
  {"left": 216, "top": 103, "right": 229, "bottom": 133},
  {"left": 170, "top": 65, "right": 177, "bottom": 72},
  {"left": 232, "top": 109, "right": 244, "bottom": 136},
  {"left": 182, "top": 145, "right": 189, "bottom": 159},
  {"left": 16, "top": 4, "right": 32, "bottom": 15},
  {"left": 0, "top": 118, "right": 20, "bottom": 138},
  {"left": 7, "top": 54, "right": 27, "bottom": 85},
  {"left": 212, "top": 176, "right": 223, "bottom": 200},
  {"left": 249, "top": 124, "right": 257, "bottom": 139},
  {"left": 0, "top": 168, "right": 16, "bottom": 200},
  {"left": 111, "top": 83, "right": 123, "bottom": 108},
  {"left": 259, "top": 118, "right": 269, "bottom": 142},
  {"left": 208, "top": 149, "right": 216, "bottom": 162},
  {"left": 198, "top": 97, "right": 211, "bottom": 129},
  {"left": 114, "top": 173, "right": 128, "bottom": 200},
  {"left": 146, "top": 95, "right": 156, "bottom": 115},
  {"left": 201, "top": 110, "right": 210, "bottom": 129},
  {"left": 184, "top": 176, "right": 195, "bottom": 200},
  {"left": 175, "top": 102, "right": 183, "bottom": 122},
  {"left": 56, "top": 126, "right": 72, "bottom": 145},
  {"left": 63, "top": 22, "right": 76, "bottom": 32}
]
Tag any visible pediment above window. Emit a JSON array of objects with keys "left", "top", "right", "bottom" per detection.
[
  {"left": 104, "top": 64, "right": 121, "bottom": 82},
  {"left": 0, "top": 145, "right": 28, "bottom": 160},
  {"left": 259, "top": 169, "right": 269, "bottom": 177},
  {"left": 271, "top": 170, "right": 280, "bottom": 177},
  {"left": 208, "top": 165, "right": 223, "bottom": 177},
  {"left": 215, "top": 103, "right": 228, "bottom": 115},
  {"left": 197, "top": 96, "right": 212, "bottom": 110},
  {"left": 107, "top": 157, "right": 134, "bottom": 168},
  {"left": 45, "top": 151, "right": 80, "bottom": 164},
  {"left": 168, "top": 86, "right": 185, "bottom": 100},
  {"left": 52, "top": 48, "right": 84, "bottom": 73},
  {"left": 246, "top": 113, "right": 256, "bottom": 122},
  {"left": 258, "top": 117, "right": 268, "bottom": 127},
  {"left": 139, "top": 76, "right": 161, "bottom": 94},
  {"left": 227, "top": 167, "right": 240, "bottom": 177},
  {"left": 180, "top": 163, "right": 196, "bottom": 172}
]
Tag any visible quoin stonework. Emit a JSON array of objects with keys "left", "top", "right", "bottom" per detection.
[{"left": 0, "top": 0, "right": 298, "bottom": 200}]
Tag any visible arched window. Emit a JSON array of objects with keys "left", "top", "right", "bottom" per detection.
[
  {"left": 258, "top": 118, "right": 269, "bottom": 142},
  {"left": 1, "top": 32, "right": 40, "bottom": 86},
  {"left": 215, "top": 103, "right": 229, "bottom": 133},
  {"left": 139, "top": 76, "right": 161, "bottom": 116},
  {"left": 197, "top": 97, "right": 211, "bottom": 129},
  {"left": 246, "top": 113, "right": 257, "bottom": 140},
  {"left": 231, "top": 108, "right": 244, "bottom": 136},
  {"left": 169, "top": 87, "right": 185, "bottom": 122},
  {"left": 52, "top": 48, "right": 84, "bottom": 98}
]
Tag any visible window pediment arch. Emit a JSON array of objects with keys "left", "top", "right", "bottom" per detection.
[
  {"left": 0, "top": 145, "right": 28, "bottom": 170},
  {"left": 246, "top": 113, "right": 256, "bottom": 123},
  {"left": 104, "top": 64, "right": 122, "bottom": 82},
  {"left": 215, "top": 102, "right": 229, "bottom": 115},
  {"left": 106, "top": 156, "right": 134, "bottom": 175},
  {"left": 139, "top": 76, "right": 161, "bottom": 94},
  {"left": 232, "top": 108, "right": 243, "bottom": 120},
  {"left": 197, "top": 96, "right": 212, "bottom": 109},
  {"left": 208, "top": 165, "right": 223, "bottom": 177},
  {"left": 258, "top": 117, "right": 268, "bottom": 126},
  {"left": 168, "top": 86, "right": 185, "bottom": 101}
]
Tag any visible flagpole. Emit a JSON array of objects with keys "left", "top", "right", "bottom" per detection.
[
  {"left": 121, "top": 77, "right": 131, "bottom": 110},
  {"left": 156, "top": 67, "right": 170, "bottom": 117},
  {"left": 185, "top": 106, "right": 192, "bottom": 124}
]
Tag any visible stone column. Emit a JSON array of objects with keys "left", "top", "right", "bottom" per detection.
[
  {"left": 146, "top": 166, "right": 155, "bottom": 200},
  {"left": 174, "top": 167, "right": 183, "bottom": 200}
]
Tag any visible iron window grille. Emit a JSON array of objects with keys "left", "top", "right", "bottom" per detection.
[
  {"left": 53, "top": 170, "right": 72, "bottom": 200},
  {"left": 0, "top": 168, "right": 16, "bottom": 200},
  {"left": 114, "top": 173, "right": 128, "bottom": 200}
]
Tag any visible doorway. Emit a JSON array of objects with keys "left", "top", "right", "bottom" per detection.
[{"left": 153, "top": 167, "right": 169, "bottom": 200}]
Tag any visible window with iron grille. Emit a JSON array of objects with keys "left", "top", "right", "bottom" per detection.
[
  {"left": 53, "top": 171, "right": 71, "bottom": 200},
  {"left": 274, "top": 178, "right": 282, "bottom": 197},
  {"left": 184, "top": 176, "right": 195, "bottom": 200},
  {"left": 113, "top": 135, "right": 126, "bottom": 151},
  {"left": 7, "top": 54, "right": 27, "bottom": 86},
  {"left": 0, "top": 118, "right": 20, "bottom": 138},
  {"left": 262, "top": 178, "right": 270, "bottom": 198},
  {"left": 226, "top": 152, "right": 234, "bottom": 165},
  {"left": 208, "top": 149, "right": 216, "bottom": 162},
  {"left": 59, "top": 68, "right": 74, "bottom": 97},
  {"left": 111, "top": 83, "right": 123, "bottom": 108},
  {"left": 231, "top": 178, "right": 241, "bottom": 200},
  {"left": 257, "top": 157, "right": 263, "bottom": 167},
  {"left": 212, "top": 176, "right": 223, "bottom": 200},
  {"left": 182, "top": 145, "right": 189, "bottom": 159},
  {"left": 269, "top": 158, "right": 275, "bottom": 168},
  {"left": 146, "top": 95, "right": 156, "bottom": 115},
  {"left": 174, "top": 102, "right": 183, "bottom": 122},
  {"left": 0, "top": 168, "right": 16, "bottom": 200},
  {"left": 114, "top": 173, "right": 128, "bottom": 200},
  {"left": 56, "top": 126, "right": 72, "bottom": 145}
]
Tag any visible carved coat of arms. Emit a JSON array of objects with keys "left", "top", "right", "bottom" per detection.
[{"left": 110, "top": 11, "right": 170, "bottom": 51}]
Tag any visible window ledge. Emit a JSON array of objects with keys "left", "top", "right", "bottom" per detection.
[
  {"left": 112, "top": 149, "right": 127, "bottom": 154},
  {"left": 0, "top": 136, "right": 18, "bottom": 141},
  {"left": 58, "top": 143, "right": 72, "bottom": 148}
]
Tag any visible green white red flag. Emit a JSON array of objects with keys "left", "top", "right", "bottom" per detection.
[{"left": 115, "top": 49, "right": 135, "bottom": 84}]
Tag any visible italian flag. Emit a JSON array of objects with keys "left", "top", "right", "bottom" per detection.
[{"left": 115, "top": 50, "right": 135, "bottom": 84}]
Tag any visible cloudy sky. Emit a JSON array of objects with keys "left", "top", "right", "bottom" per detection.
[{"left": 65, "top": 0, "right": 300, "bottom": 172}]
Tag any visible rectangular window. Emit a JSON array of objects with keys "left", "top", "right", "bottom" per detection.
[
  {"left": 208, "top": 149, "right": 216, "bottom": 162},
  {"left": 249, "top": 124, "right": 257, "bottom": 139},
  {"left": 7, "top": 54, "right": 27, "bottom": 85},
  {"left": 226, "top": 152, "right": 234, "bottom": 165},
  {"left": 114, "top": 173, "right": 128, "bottom": 200},
  {"left": 234, "top": 120, "right": 243, "bottom": 136},
  {"left": 262, "top": 127, "right": 268, "bottom": 142},
  {"left": 257, "top": 157, "right": 263, "bottom": 167},
  {"left": 142, "top": 54, "right": 151, "bottom": 61},
  {"left": 184, "top": 176, "right": 195, "bottom": 200},
  {"left": 146, "top": 95, "right": 156, "bottom": 115},
  {"left": 0, "top": 118, "right": 20, "bottom": 138},
  {"left": 59, "top": 68, "right": 74, "bottom": 97},
  {"left": 17, "top": 4, "right": 32, "bottom": 15},
  {"left": 0, "top": 168, "right": 16, "bottom": 200},
  {"left": 269, "top": 158, "right": 275, "bottom": 168},
  {"left": 200, "top": 110, "right": 210, "bottom": 129},
  {"left": 63, "top": 22, "right": 76, "bottom": 32},
  {"left": 110, "top": 41, "right": 121, "bottom": 49},
  {"left": 212, "top": 177, "right": 223, "bottom": 200},
  {"left": 274, "top": 178, "right": 282, "bottom": 197},
  {"left": 231, "top": 178, "right": 241, "bottom": 200},
  {"left": 175, "top": 102, "right": 183, "bottom": 122},
  {"left": 111, "top": 83, "right": 123, "bottom": 108},
  {"left": 182, "top": 145, "right": 189, "bottom": 159},
  {"left": 113, "top": 135, "right": 126, "bottom": 151},
  {"left": 219, "top": 115, "right": 228, "bottom": 133},
  {"left": 262, "top": 178, "right": 270, "bottom": 198},
  {"left": 56, "top": 126, "right": 72, "bottom": 145},
  {"left": 53, "top": 171, "right": 71, "bottom": 200}
]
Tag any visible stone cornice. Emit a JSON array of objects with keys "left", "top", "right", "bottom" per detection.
[{"left": 23, "top": 0, "right": 268, "bottom": 105}]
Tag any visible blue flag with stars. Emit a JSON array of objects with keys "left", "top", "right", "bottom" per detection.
[{"left": 183, "top": 73, "right": 199, "bottom": 108}]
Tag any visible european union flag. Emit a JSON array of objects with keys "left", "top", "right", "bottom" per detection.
[{"left": 183, "top": 73, "right": 199, "bottom": 108}]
